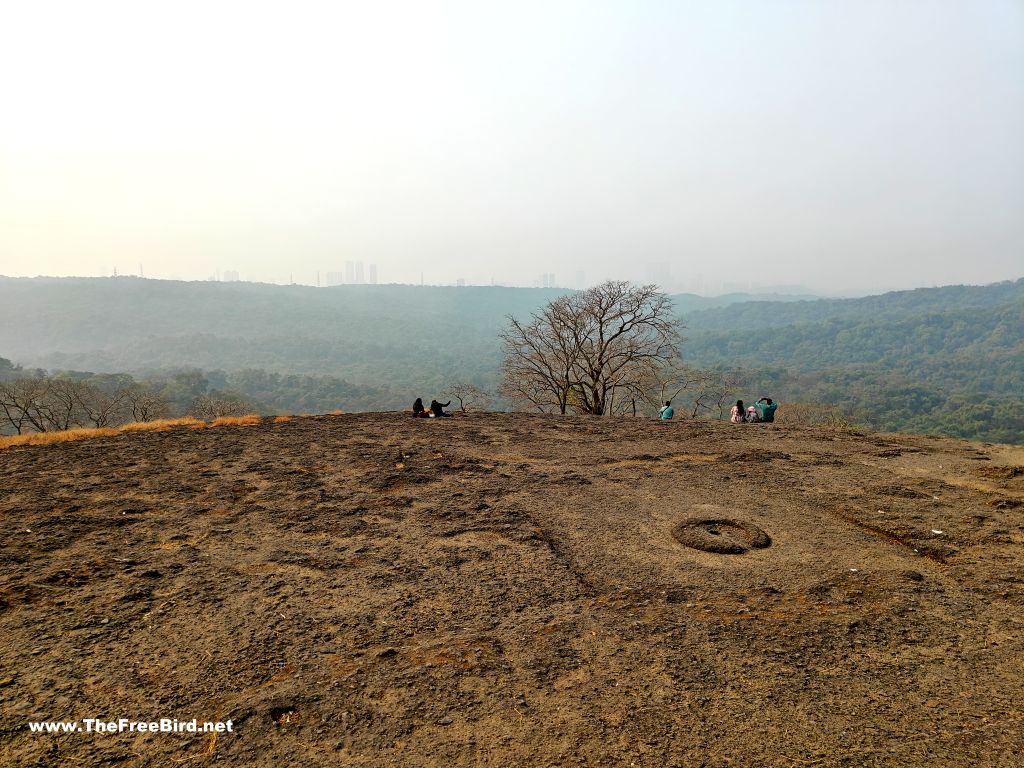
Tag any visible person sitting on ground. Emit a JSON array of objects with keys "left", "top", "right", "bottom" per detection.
[
  {"left": 659, "top": 400, "right": 674, "bottom": 420},
  {"left": 730, "top": 399, "right": 746, "bottom": 424},
  {"left": 745, "top": 405, "right": 760, "bottom": 423},
  {"left": 412, "top": 398, "right": 429, "bottom": 418},
  {"left": 430, "top": 399, "right": 452, "bottom": 417},
  {"left": 755, "top": 397, "right": 778, "bottom": 423}
]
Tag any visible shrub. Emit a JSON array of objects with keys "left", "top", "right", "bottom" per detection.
[{"left": 775, "top": 402, "right": 856, "bottom": 430}]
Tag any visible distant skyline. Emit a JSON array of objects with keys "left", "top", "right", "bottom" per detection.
[{"left": 2, "top": 1, "right": 1022, "bottom": 294}]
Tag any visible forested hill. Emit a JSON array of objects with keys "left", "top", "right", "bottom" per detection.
[
  {"left": 682, "top": 278, "right": 1024, "bottom": 332},
  {"left": 1, "top": 276, "right": 1021, "bottom": 442},
  {"left": 0, "top": 277, "right": 563, "bottom": 362},
  {"left": 680, "top": 279, "right": 1024, "bottom": 443},
  {"left": 0, "top": 278, "right": 572, "bottom": 393}
]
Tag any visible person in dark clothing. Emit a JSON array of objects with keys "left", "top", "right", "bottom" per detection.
[
  {"left": 412, "top": 398, "right": 429, "bottom": 417},
  {"left": 430, "top": 399, "right": 452, "bottom": 417}
]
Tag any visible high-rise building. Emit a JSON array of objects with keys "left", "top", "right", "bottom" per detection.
[
  {"left": 223, "top": 270, "right": 240, "bottom": 282},
  {"left": 369, "top": 264, "right": 378, "bottom": 284},
  {"left": 345, "top": 261, "right": 355, "bottom": 283},
  {"left": 354, "top": 261, "right": 365, "bottom": 284},
  {"left": 326, "top": 271, "right": 344, "bottom": 287}
]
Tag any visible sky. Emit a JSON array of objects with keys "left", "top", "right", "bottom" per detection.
[{"left": 1, "top": 0, "right": 1022, "bottom": 295}]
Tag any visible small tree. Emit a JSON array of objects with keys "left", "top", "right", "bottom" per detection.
[
  {"left": 74, "top": 379, "right": 134, "bottom": 428},
  {"left": 444, "top": 382, "right": 491, "bottom": 412},
  {"left": 0, "top": 378, "right": 51, "bottom": 434},
  {"left": 190, "top": 394, "right": 254, "bottom": 419},
  {"left": 627, "top": 360, "right": 742, "bottom": 420},
  {"left": 124, "top": 385, "right": 171, "bottom": 422}
]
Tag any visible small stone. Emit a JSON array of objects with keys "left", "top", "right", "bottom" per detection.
[{"left": 437, "top": 716, "right": 453, "bottom": 725}]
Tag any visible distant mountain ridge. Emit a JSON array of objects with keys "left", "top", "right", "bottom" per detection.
[{"left": 681, "top": 278, "right": 1024, "bottom": 332}]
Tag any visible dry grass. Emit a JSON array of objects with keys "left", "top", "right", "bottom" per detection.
[
  {"left": 775, "top": 402, "right": 856, "bottom": 430},
  {"left": 1, "top": 411, "right": 287, "bottom": 451},
  {"left": 209, "top": 414, "right": 262, "bottom": 427},
  {"left": 0, "top": 427, "right": 120, "bottom": 449},
  {"left": 120, "top": 417, "right": 203, "bottom": 432},
  {"left": 328, "top": 409, "right": 345, "bottom": 416}
]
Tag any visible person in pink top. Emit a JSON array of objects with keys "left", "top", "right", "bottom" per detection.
[{"left": 730, "top": 399, "right": 746, "bottom": 423}]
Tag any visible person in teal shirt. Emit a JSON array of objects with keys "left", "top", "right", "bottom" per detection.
[
  {"left": 755, "top": 397, "right": 778, "bottom": 422},
  {"left": 659, "top": 400, "right": 674, "bottom": 420}
]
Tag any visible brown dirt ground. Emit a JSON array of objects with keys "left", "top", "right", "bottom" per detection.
[{"left": 1, "top": 413, "right": 1023, "bottom": 767}]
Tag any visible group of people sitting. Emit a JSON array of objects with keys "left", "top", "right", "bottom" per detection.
[
  {"left": 411, "top": 397, "right": 452, "bottom": 418},
  {"left": 657, "top": 397, "right": 778, "bottom": 423},
  {"left": 730, "top": 397, "right": 777, "bottom": 424}
]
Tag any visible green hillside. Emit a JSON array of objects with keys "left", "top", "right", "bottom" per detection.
[
  {"left": 1, "top": 276, "right": 1020, "bottom": 442},
  {"left": 680, "top": 282, "right": 1024, "bottom": 443}
]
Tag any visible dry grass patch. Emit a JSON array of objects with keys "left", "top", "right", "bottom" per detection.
[
  {"left": 0, "top": 427, "right": 120, "bottom": 449},
  {"left": 120, "top": 416, "right": 203, "bottom": 432},
  {"left": 273, "top": 415, "right": 292, "bottom": 423},
  {"left": 328, "top": 409, "right": 345, "bottom": 415},
  {"left": 210, "top": 414, "right": 262, "bottom": 427}
]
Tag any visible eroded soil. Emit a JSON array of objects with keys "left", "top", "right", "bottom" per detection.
[{"left": 1, "top": 413, "right": 1023, "bottom": 767}]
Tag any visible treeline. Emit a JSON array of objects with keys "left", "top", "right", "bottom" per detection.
[{"left": 0, "top": 359, "right": 416, "bottom": 434}]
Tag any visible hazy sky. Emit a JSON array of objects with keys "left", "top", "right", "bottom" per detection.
[{"left": 1, "top": 0, "right": 1021, "bottom": 294}]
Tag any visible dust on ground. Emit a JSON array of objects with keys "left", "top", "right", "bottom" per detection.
[{"left": 1, "top": 413, "right": 1023, "bottom": 767}]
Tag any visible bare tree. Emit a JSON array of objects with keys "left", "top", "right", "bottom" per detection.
[
  {"left": 645, "top": 363, "right": 738, "bottom": 419},
  {"left": 74, "top": 381, "right": 133, "bottom": 428},
  {"left": 0, "top": 374, "right": 168, "bottom": 434},
  {"left": 0, "top": 378, "right": 51, "bottom": 434},
  {"left": 500, "top": 281, "right": 682, "bottom": 416},
  {"left": 688, "top": 370, "right": 742, "bottom": 419},
  {"left": 124, "top": 385, "right": 171, "bottom": 422},
  {"left": 38, "top": 378, "right": 83, "bottom": 431},
  {"left": 443, "top": 382, "right": 491, "bottom": 412},
  {"left": 499, "top": 296, "right": 580, "bottom": 414},
  {"left": 190, "top": 395, "right": 252, "bottom": 419}
]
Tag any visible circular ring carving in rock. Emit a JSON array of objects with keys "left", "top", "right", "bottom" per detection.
[{"left": 671, "top": 518, "right": 771, "bottom": 554}]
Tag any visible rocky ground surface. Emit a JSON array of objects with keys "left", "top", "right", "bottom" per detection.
[{"left": 1, "top": 413, "right": 1023, "bottom": 767}]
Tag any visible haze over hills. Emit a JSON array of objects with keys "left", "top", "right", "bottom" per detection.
[{"left": 1, "top": 276, "right": 1021, "bottom": 443}]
